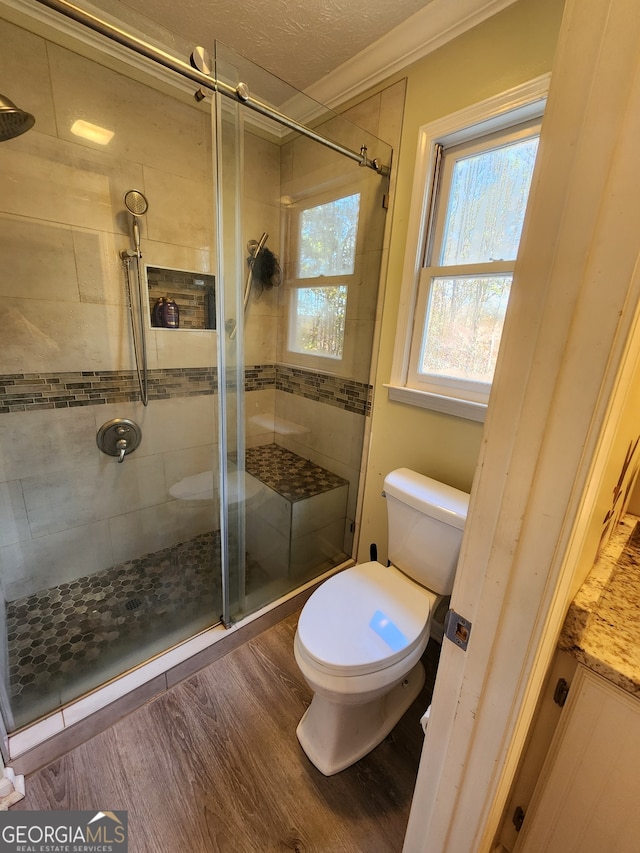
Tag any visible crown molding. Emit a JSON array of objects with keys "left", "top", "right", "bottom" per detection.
[{"left": 304, "top": 0, "right": 518, "bottom": 110}]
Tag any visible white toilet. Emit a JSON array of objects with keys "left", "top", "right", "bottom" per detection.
[{"left": 294, "top": 467, "right": 469, "bottom": 776}]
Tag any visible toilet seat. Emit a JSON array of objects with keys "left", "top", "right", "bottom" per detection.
[{"left": 296, "top": 561, "right": 434, "bottom": 678}]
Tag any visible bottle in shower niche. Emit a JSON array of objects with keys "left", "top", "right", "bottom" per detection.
[
  {"left": 151, "top": 296, "right": 165, "bottom": 327},
  {"left": 162, "top": 298, "right": 179, "bottom": 328},
  {"left": 155, "top": 298, "right": 179, "bottom": 328}
]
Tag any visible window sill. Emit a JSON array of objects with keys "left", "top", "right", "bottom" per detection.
[{"left": 384, "top": 384, "right": 487, "bottom": 423}]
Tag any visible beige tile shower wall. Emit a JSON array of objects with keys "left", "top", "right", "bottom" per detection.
[
  {"left": 275, "top": 82, "right": 400, "bottom": 387},
  {"left": 0, "top": 19, "right": 220, "bottom": 598},
  {"left": 236, "top": 130, "right": 283, "bottom": 448},
  {"left": 271, "top": 82, "right": 405, "bottom": 554},
  {"left": 0, "top": 22, "right": 217, "bottom": 375},
  {"left": 242, "top": 131, "right": 282, "bottom": 369},
  {"left": 336, "top": 81, "right": 405, "bottom": 554},
  {"left": 0, "top": 396, "right": 218, "bottom": 601},
  {"left": 243, "top": 390, "right": 278, "bottom": 449},
  {"left": 273, "top": 390, "right": 363, "bottom": 553},
  {"left": 277, "top": 146, "right": 385, "bottom": 384}
]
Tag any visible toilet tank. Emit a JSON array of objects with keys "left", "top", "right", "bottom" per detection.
[{"left": 383, "top": 468, "right": 469, "bottom": 595}]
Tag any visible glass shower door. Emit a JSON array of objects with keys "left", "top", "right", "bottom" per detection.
[
  {"left": 0, "top": 10, "right": 223, "bottom": 730},
  {"left": 214, "top": 43, "right": 392, "bottom": 623},
  {"left": 213, "top": 78, "right": 248, "bottom": 624}
]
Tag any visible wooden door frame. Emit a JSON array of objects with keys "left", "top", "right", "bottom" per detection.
[{"left": 403, "top": 0, "right": 640, "bottom": 849}]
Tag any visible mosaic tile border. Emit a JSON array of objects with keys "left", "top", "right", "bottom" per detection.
[
  {"left": 275, "top": 365, "right": 371, "bottom": 416},
  {"left": 245, "top": 364, "right": 277, "bottom": 391},
  {"left": 0, "top": 367, "right": 217, "bottom": 412},
  {"left": 0, "top": 364, "right": 370, "bottom": 416}
]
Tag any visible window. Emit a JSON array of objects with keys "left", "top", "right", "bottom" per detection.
[
  {"left": 412, "top": 122, "right": 539, "bottom": 400},
  {"left": 291, "top": 285, "right": 347, "bottom": 359},
  {"left": 388, "top": 77, "right": 548, "bottom": 421},
  {"left": 288, "top": 192, "right": 360, "bottom": 361}
]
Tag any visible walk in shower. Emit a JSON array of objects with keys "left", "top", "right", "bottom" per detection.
[{"left": 0, "top": 0, "right": 394, "bottom": 736}]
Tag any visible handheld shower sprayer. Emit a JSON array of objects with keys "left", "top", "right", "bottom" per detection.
[
  {"left": 123, "top": 189, "right": 148, "bottom": 257},
  {"left": 120, "top": 189, "right": 150, "bottom": 406}
]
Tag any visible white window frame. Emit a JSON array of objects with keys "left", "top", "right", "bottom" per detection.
[
  {"left": 282, "top": 175, "right": 372, "bottom": 377},
  {"left": 386, "top": 75, "right": 550, "bottom": 422},
  {"left": 287, "top": 280, "right": 349, "bottom": 361},
  {"left": 287, "top": 188, "right": 360, "bottom": 362}
]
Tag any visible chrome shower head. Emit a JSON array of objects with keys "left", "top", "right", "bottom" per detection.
[
  {"left": 123, "top": 189, "right": 148, "bottom": 257},
  {"left": 123, "top": 189, "right": 148, "bottom": 217},
  {"left": 0, "top": 94, "right": 35, "bottom": 142}
]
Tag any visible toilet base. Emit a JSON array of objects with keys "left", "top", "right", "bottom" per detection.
[{"left": 296, "top": 661, "right": 425, "bottom": 776}]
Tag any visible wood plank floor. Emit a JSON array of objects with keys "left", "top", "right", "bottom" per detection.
[{"left": 15, "top": 612, "right": 440, "bottom": 853}]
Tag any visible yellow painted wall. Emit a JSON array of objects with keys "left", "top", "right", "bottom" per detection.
[{"left": 357, "top": 0, "right": 566, "bottom": 563}]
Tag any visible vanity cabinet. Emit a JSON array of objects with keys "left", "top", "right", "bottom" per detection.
[{"left": 514, "top": 663, "right": 640, "bottom": 852}]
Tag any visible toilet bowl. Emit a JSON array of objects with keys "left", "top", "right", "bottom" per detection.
[
  {"left": 294, "top": 468, "right": 469, "bottom": 776},
  {"left": 294, "top": 560, "right": 440, "bottom": 775}
]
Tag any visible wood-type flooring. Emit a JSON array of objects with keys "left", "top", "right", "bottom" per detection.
[{"left": 14, "top": 612, "right": 440, "bottom": 853}]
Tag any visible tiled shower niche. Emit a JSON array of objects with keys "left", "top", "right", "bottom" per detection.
[{"left": 146, "top": 266, "right": 216, "bottom": 330}]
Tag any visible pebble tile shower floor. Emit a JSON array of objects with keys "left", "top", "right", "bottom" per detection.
[
  {"left": 6, "top": 446, "right": 347, "bottom": 731},
  {"left": 6, "top": 531, "right": 228, "bottom": 730}
]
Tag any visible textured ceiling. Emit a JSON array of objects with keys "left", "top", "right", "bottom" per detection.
[{"left": 94, "top": 0, "right": 434, "bottom": 90}]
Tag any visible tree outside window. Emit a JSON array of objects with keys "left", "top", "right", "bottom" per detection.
[
  {"left": 290, "top": 193, "right": 360, "bottom": 360},
  {"left": 411, "top": 122, "right": 540, "bottom": 400}
]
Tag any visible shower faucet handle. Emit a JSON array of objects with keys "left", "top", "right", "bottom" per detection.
[
  {"left": 96, "top": 418, "right": 142, "bottom": 463},
  {"left": 116, "top": 438, "right": 128, "bottom": 464}
]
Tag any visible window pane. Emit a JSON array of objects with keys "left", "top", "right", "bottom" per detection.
[
  {"left": 291, "top": 285, "right": 347, "bottom": 359},
  {"left": 440, "top": 136, "right": 538, "bottom": 265},
  {"left": 298, "top": 193, "right": 360, "bottom": 278},
  {"left": 421, "top": 275, "right": 511, "bottom": 382}
]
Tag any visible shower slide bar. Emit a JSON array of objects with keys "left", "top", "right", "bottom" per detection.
[
  {"left": 243, "top": 232, "right": 269, "bottom": 315},
  {"left": 32, "top": 0, "right": 391, "bottom": 178}
]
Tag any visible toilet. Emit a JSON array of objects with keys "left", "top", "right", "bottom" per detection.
[{"left": 294, "top": 467, "right": 469, "bottom": 776}]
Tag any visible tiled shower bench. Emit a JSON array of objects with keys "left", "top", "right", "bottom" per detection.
[{"left": 243, "top": 443, "right": 349, "bottom": 583}]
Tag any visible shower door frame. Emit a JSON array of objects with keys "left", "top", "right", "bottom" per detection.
[
  {"left": 1, "top": 0, "right": 393, "bottom": 749},
  {"left": 30, "top": 0, "right": 390, "bottom": 176},
  {"left": 213, "top": 85, "right": 247, "bottom": 626},
  {"left": 27, "top": 0, "right": 393, "bottom": 633}
]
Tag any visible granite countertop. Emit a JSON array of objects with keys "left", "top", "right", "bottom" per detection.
[{"left": 559, "top": 514, "right": 640, "bottom": 698}]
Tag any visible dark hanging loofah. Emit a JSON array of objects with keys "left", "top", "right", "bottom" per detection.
[{"left": 251, "top": 246, "right": 282, "bottom": 292}]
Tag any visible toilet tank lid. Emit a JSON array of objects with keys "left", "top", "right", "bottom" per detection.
[{"left": 383, "top": 468, "right": 469, "bottom": 530}]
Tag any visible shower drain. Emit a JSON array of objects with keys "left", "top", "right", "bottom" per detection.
[{"left": 124, "top": 597, "right": 142, "bottom": 611}]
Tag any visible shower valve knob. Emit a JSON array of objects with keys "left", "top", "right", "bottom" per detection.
[{"left": 97, "top": 418, "right": 142, "bottom": 463}]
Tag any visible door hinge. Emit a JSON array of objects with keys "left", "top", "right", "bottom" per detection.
[
  {"left": 443, "top": 609, "right": 472, "bottom": 651},
  {"left": 553, "top": 677, "right": 570, "bottom": 707},
  {"left": 512, "top": 805, "right": 525, "bottom": 832}
]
